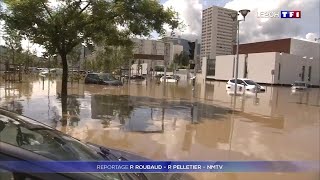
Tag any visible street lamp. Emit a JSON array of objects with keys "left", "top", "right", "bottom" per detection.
[{"left": 230, "top": 9, "right": 250, "bottom": 96}]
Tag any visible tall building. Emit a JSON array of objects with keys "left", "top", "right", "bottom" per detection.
[{"left": 201, "top": 6, "right": 237, "bottom": 59}]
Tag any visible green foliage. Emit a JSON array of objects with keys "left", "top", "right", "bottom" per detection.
[
  {"left": 3, "top": 25, "right": 22, "bottom": 65},
  {"left": 154, "top": 65, "right": 164, "bottom": 72},
  {"left": 173, "top": 51, "right": 189, "bottom": 67},
  {"left": 84, "top": 45, "right": 134, "bottom": 73}
]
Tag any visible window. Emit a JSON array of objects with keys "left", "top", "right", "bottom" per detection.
[
  {"left": 308, "top": 66, "right": 312, "bottom": 81},
  {"left": 244, "top": 80, "right": 257, "bottom": 85},
  {"left": 278, "top": 64, "right": 281, "bottom": 80},
  {"left": 301, "top": 66, "right": 305, "bottom": 81}
]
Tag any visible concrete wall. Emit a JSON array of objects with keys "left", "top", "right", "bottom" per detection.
[
  {"left": 213, "top": 52, "right": 320, "bottom": 86},
  {"left": 247, "top": 53, "right": 276, "bottom": 84},
  {"left": 290, "top": 39, "right": 320, "bottom": 59},
  {"left": 275, "top": 52, "right": 320, "bottom": 85},
  {"left": 215, "top": 55, "right": 233, "bottom": 80},
  {"left": 215, "top": 54, "right": 245, "bottom": 80},
  {"left": 132, "top": 38, "right": 165, "bottom": 55}
]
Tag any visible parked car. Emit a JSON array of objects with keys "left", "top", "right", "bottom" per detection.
[
  {"left": 226, "top": 78, "right": 265, "bottom": 93},
  {"left": 160, "top": 75, "right": 179, "bottom": 83},
  {"left": 84, "top": 73, "right": 123, "bottom": 86},
  {"left": 39, "top": 69, "right": 49, "bottom": 76},
  {"left": 291, "top": 81, "right": 309, "bottom": 91},
  {"left": 130, "top": 75, "right": 145, "bottom": 80},
  {"left": 0, "top": 108, "right": 192, "bottom": 180}
]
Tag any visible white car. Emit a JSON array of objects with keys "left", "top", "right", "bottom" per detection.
[
  {"left": 160, "top": 75, "right": 178, "bottom": 83},
  {"left": 226, "top": 78, "right": 265, "bottom": 93},
  {"left": 39, "top": 69, "right": 49, "bottom": 76},
  {"left": 291, "top": 81, "right": 308, "bottom": 91}
]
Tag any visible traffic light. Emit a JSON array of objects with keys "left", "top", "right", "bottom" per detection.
[{"left": 188, "top": 42, "right": 195, "bottom": 60}]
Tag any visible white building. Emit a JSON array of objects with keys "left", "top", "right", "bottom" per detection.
[
  {"left": 212, "top": 39, "right": 320, "bottom": 86},
  {"left": 201, "top": 6, "right": 237, "bottom": 59}
]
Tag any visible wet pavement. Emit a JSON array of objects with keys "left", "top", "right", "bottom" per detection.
[{"left": 0, "top": 75, "right": 319, "bottom": 180}]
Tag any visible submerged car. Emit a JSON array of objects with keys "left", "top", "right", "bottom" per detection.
[
  {"left": 0, "top": 108, "right": 193, "bottom": 180},
  {"left": 291, "top": 81, "right": 309, "bottom": 91},
  {"left": 226, "top": 78, "right": 265, "bottom": 93},
  {"left": 84, "top": 73, "right": 123, "bottom": 86},
  {"left": 160, "top": 75, "right": 179, "bottom": 83},
  {"left": 130, "top": 75, "right": 146, "bottom": 80}
]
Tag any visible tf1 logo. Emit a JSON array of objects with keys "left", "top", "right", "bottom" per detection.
[{"left": 280, "top": 11, "right": 301, "bottom": 18}]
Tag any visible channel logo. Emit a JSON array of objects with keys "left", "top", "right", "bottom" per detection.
[{"left": 280, "top": 11, "right": 301, "bottom": 18}]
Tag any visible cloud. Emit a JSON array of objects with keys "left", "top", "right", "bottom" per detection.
[
  {"left": 305, "top": 33, "right": 319, "bottom": 41},
  {"left": 163, "top": 0, "right": 319, "bottom": 43},
  {"left": 163, "top": 0, "right": 203, "bottom": 41},
  {"left": 224, "top": 0, "right": 320, "bottom": 43}
]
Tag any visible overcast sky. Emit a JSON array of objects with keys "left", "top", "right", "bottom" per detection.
[
  {"left": 162, "top": 0, "right": 320, "bottom": 43},
  {"left": 1, "top": 0, "right": 319, "bottom": 56}
]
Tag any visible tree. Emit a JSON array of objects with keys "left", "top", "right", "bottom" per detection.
[
  {"left": 173, "top": 51, "right": 189, "bottom": 67},
  {"left": 1, "top": 0, "right": 180, "bottom": 115},
  {"left": 88, "top": 44, "right": 133, "bottom": 73},
  {"left": 3, "top": 25, "right": 22, "bottom": 70}
]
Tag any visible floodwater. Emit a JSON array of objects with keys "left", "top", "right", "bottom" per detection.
[{"left": 0, "top": 75, "right": 319, "bottom": 180}]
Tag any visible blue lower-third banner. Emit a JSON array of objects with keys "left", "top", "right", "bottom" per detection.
[{"left": 0, "top": 161, "right": 319, "bottom": 173}]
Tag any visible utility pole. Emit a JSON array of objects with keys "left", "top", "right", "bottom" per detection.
[{"left": 194, "top": 39, "right": 198, "bottom": 77}]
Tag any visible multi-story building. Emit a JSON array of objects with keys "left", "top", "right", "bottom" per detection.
[
  {"left": 201, "top": 6, "right": 237, "bottom": 75},
  {"left": 201, "top": 6, "right": 237, "bottom": 59}
]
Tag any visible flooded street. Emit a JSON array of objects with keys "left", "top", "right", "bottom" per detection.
[{"left": 0, "top": 75, "right": 319, "bottom": 180}]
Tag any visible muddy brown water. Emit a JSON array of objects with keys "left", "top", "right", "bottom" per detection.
[{"left": 0, "top": 76, "right": 319, "bottom": 179}]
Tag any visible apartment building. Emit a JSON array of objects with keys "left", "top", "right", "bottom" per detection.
[{"left": 201, "top": 6, "right": 237, "bottom": 59}]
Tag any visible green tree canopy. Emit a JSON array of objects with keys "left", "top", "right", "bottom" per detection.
[
  {"left": 2, "top": 25, "right": 22, "bottom": 68},
  {"left": 174, "top": 51, "right": 189, "bottom": 67}
]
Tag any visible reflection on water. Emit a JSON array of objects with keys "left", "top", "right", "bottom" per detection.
[{"left": 0, "top": 76, "right": 319, "bottom": 179}]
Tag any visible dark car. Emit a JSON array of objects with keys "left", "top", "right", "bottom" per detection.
[
  {"left": 0, "top": 108, "right": 193, "bottom": 180},
  {"left": 85, "top": 73, "right": 123, "bottom": 86},
  {"left": 130, "top": 75, "right": 145, "bottom": 80}
]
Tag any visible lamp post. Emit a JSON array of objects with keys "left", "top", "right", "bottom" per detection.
[{"left": 230, "top": 9, "right": 250, "bottom": 96}]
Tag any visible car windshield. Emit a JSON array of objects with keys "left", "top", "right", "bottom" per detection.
[
  {"left": 0, "top": 114, "right": 103, "bottom": 161},
  {"left": 98, "top": 74, "right": 116, "bottom": 81},
  {"left": 244, "top": 80, "right": 258, "bottom": 85},
  {"left": 0, "top": 111, "right": 121, "bottom": 179}
]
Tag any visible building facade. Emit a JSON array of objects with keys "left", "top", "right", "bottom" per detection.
[
  {"left": 213, "top": 39, "right": 320, "bottom": 86},
  {"left": 201, "top": 6, "right": 237, "bottom": 59},
  {"left": 131, "top": 38, "right": 183, "bottom": 74}
]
